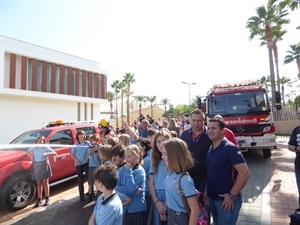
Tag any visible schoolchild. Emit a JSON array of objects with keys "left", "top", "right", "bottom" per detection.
[
  {"left": 161, "top": 138, "right": 199, "bottom": 225},
  {"left": 88, "top": 163, "right": 123, "bottom": 225},
  {"left": 70, "top": 130, "right": 90, "bottom": 202},
  {"left": 136, "top": 137, "right": 153, "bottom": 216},
  {"left": 116, "top": 144, "right": 147, "bottom": 225},
  {"left": 88, "top": 133, "right": 102, "bottom": 202},
  {"left": 119, "top": 133, "right": 131, "bottom": 147},
  {"left": 98, "top": 144, "right": 113, "bottom": 164},
  {"left": 110, "top": 144, "right": 132, "bottom": 208},
  {"left": 26, "top": 136, "right": 57, "bottom": 207},
  {"left": 110, "top": 144, "right": 126, "bottom": 168},
  {"left": 149, "top": 128, "right": 172, "bottom": 225}
]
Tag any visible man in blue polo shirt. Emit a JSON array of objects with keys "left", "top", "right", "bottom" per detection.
[
  {"left": 206, "top": 118, "right": 250, "bottom": 225},
  {"left": 180, "top": 109, "right": 212, "bottom": 194}
]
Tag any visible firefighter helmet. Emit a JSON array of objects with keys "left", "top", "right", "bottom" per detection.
[{"left": 99, "top": 118, "right": 109, "bottom": 128}]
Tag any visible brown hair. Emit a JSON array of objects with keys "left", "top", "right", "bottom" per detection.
[
  {"left": 118, "top": 134, "right": 130, "bottom": 147},
  {"left": 105, "top": 136, "right": 119, "bottom": 147},
  {"left": 76, "top": 130, "right": 86, "bottom": 142},
  {"left": 36, "top": 136, "right": 46, "bottom": 144},
  {"left": 151, "top": 128, "right": 172, "bottom": 174},
  {"left": 99, "top": 144, "right": 113, "bottom": 163},
  {"left": 190, "top": 108, "right": 205, "bottom": 120},
  {"left": 162, "top": 138, "right": 194, "bottom": 172},
  {"left": 94, "top": 163, "right": 118, "bottom": 190},
  {"left": 208, "top": 118, "right": 225, "bottom": 129}
]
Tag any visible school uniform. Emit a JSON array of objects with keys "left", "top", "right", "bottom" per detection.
[
  {"left": 116, "top": 163, "right": 146, "bottom": 225},
  {"left": 143, "top": 149, "right": 152, "bottom": 197},
  {"left": 88, "top": 145, "right": 102, "bottom": 185},
  {"left": 149, "top": 159, "right": 168, "bottom": 225},
  {"left": 165, "top": 172, "right": 197, "bottom": 225},
  {"left": 71, "top": 141, "right": 90, "bottom": 200},
  {"left": 27, "top": 146, "right": 54, "bottom": 180},
  {"left": 93, "top": 193, "right": 123, "bottom": 225}
]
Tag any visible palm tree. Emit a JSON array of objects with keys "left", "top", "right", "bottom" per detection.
[
  {"left": 259, "top": 75, "right": 271, "bottom": 91},
  {"left": 246, "top": 4, "right": 285, "bottom": 107},
  {"left": 284, "top": 42, "right": 300, "bottom": 76},
  {"left": 123, "top": 73, "right": 135, "bottom": 123},
  {"left": 133, "top": 95, "right": 146, "bottom": 116},
  {"left": 274, "top": 0, "right": 299, "bottom": 11},
  {"left": 160, "top": 98, "right": 171, "bottom": 112},
  {"left": 111, "top": 80, "right": 121, "bottom": 129},
  {"left": 106, "top": 91, "right": 115, "bottom": 119},
  {"left": 145, "top": 96, "right": 157, "bottom": 118},
  {"left": 279, "top": 76, "right": 291, "bottom": 105},
  {"left": 119, "top": 81, "right": 126, "bottom": 125},
  {"left": 268, "top": 0, "right": 292, "bottom": 92}
]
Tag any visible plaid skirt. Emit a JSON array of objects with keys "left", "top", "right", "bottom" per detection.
[{"left": 32, "top": 161, "right": 53, "bottom": 181}]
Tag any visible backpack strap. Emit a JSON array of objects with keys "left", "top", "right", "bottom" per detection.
[{"left": 178, "top": 172, "right": 191, "bottom": 215}]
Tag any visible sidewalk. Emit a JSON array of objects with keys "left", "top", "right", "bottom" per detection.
[
  {"left": 270, "top": 138, "right": 298, "bottom": 225},
  {"left": 1, "top": 137, "right": 298, "bottom": 225}
]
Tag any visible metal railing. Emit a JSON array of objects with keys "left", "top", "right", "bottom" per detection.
[{"left": 273, "top": 104, "right": 299, "bottom": 121}]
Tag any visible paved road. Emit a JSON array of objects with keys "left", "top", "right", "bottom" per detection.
[{"left": 0, "top": 138, "right": 297, "bottom": 225}]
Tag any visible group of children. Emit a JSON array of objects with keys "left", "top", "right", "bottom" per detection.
[
  {"left": 28, "top": 118, "right": 201, "bottom": 225},
  {"left": 74, "top": 119, "right": 202, "bottom": 225}
]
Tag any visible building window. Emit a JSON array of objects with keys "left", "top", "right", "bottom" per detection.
[
  {"left": 72, "top": 69, "right": 76, "bottom": 95},
  {"left": 86, "top": 73, "right": 89, "bottom": 97},
  {"left": 98, "top": 75, "right": 102, "bottom": 98},
  {"left": 46, "top": 64, "right": 51, "bottom": 92},
  {"left": 84, "top": 103, "right": 87, "bottom": 121},
  {"left": 92, "top": 74, "right": 95, "bottom": 98},
  {"left": 55, "top": 66, "right": 60, "bottom": 93},
  {"left": 77, "top": 102, "right": 81, "bottom": 121},
  {"left": 37, "top": 61, "right": 42, "bottom": 91},
  {"left": 79, "top": 71, "right": 82, "bottom": 96},
  {"left": 27, "top": 59, "right": 33, "bottom": 90},
  {"left": 64, "top": 67, "right": 68, "bottom": 94}
]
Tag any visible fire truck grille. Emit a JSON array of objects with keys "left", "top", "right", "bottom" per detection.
[{"left": 227, "top": 124, "right": 267, "bottom": 134}]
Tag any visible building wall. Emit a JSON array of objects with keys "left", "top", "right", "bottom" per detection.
[
  {"left": 114, "top": 105, "right": 165, "bottom": 128},
  {"left": 274, "top": 120, "right": 298, "bottom": 136},
  {"left": 0, "top": 36, "right": 108, "bottom": 144}
]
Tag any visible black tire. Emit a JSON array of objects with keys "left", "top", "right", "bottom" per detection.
[
  {"left": 1, "top": 175, "right": 36, "bottom": 211},
  {"left": 262, "top": 149, "right": 272, "bottom": 158}
]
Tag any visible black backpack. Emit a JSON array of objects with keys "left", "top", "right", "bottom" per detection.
[{"left": 289, "top": 209, "right": 300, "bottom": 225}]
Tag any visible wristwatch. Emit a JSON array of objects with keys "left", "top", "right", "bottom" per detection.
[{"left": 229, "top": 193, "right": 238, "bottom": 201}]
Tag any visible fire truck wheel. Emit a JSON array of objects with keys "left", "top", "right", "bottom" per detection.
[{"left": 262, "top": 149, "right": 272, "bottom": 158}]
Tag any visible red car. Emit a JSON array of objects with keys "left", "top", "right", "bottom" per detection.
[{"left": 0, "top": 120, "right": 100, "bottom": 211}]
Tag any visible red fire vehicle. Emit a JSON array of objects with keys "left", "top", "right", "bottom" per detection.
[
  {"left": 200, "top": 80, "right": 281, "bottom": 158},
  {"left": 0, "top": 120, "right": 100, "bottom": 211}
]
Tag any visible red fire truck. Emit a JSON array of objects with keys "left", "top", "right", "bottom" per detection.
[{"left": 200, "top": 80, "right": 281, "bottom": 158}]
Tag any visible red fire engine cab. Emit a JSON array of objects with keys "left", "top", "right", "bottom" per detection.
[{"left": 200, "top": 80, "right": 281, "bottom": 158}]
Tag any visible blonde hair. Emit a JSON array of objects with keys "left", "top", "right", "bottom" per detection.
[
  {"left": 118, "top": 134, "right": 131, "bottom": 147},
  {"left": 162, "top": 138, "right": 194, "bottom": 172},
  {"left": 126, "top": 144, "right": 143, "bottom": 165}
]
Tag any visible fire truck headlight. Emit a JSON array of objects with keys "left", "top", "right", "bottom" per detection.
[{"left": 262, "top": 126, "right": 271, "bottom": 132}]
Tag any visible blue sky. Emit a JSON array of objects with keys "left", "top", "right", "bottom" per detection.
[{"left": 1, "top": 0, "right": 299, "bottom": 108}]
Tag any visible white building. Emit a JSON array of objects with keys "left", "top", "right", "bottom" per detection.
[{"left": 0, "top": 36, "right": 108, "bottom": 144}]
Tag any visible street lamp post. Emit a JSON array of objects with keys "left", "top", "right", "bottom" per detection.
[{"left": 181, "top": 82, "right": 197, "bottom": 105}]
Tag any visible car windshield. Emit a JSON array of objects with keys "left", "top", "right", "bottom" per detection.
[{"left": 10, "top": 130, "right": 52, "bottom": 144}]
